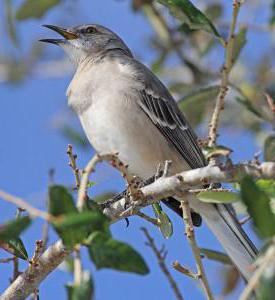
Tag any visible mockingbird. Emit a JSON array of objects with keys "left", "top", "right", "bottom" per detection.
[{"left": 41, "top": 24, "right": 257, "bottom": 280}]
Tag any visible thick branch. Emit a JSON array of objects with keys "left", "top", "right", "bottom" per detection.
[
  {"left": 1, "top": 240, "right": 69, "bottom": 300},
  {"left": 102, "top": 161, "right": 275, "bottom": 221}
]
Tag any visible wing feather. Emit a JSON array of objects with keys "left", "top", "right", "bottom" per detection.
[{"left": 138, "top": 90, "right": 206, "bottom": 169}]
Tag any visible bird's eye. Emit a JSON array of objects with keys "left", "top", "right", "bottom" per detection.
[{"left": 85, "top": 27, "right": 97, "bottom": 34}]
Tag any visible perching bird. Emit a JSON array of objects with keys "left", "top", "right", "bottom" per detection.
[{"left": 41, "top": 24, "right": 257, "bottom": 280}]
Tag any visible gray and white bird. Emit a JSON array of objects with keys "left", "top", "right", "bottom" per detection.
[{"left": 41, "top": 24, "right": 257, "bottom": 280}]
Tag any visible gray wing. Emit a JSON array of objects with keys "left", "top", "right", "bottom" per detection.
[{"left": 131, "top": 59, "right": 206, "bottom": 169}]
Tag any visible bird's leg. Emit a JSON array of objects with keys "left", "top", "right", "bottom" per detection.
[
  {"left": 155, "top": 163, "right": 163, "bottom": 180},
  {"left": 162, "top": 160, "right": 172, "bottom": 177}
]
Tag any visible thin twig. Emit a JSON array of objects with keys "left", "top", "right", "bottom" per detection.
[
  {"left": 76, "top": 154, "right": 107, "bottom": 211},
  {"left": 77, "top": 153, "right": 144, "bottom": 212},
  {"left": 67, "top": 144, "right": 81, "bottom": 190},
  {"left": 239, "top": 243, "right": 275, "bottom": 300},
  {"left": 74, "top": 246, "right": 82, "bottom": 286},
  {"left": 0, "top": 190, "right": 54, "bottom": 222},
  {"left": 264, "top": 92, "right": 275, "bottom": 128},
  {"left": 208, "top": 1, "right": 242, "bottom": 146},
  {"left": 219, "top": 21, "right": 275, "bottom": 32},
  {"left": 264, "top": 93, "right": 275, "bottom": 113},
  {"left": 180, "top": 199, "right": 214, "bottom": 300},
  {"left": 41, "top": 172, "right": 52, "bottom": 252},
  {"left": 41, "top": 221, "right": 49, "bottom": 253},
  {"left": 76, "top": 154, "right": 120, "bottom": 211},
  {"left": 172, "top": 261, "right": 198, "bottom": 280},
  {"left": 29, "top": 240, "right": 44, "bottom": 278},
  {"left": 141, "top": 227, "right": 184, "bottom": 300},
  {"left": 0, "top": 257, "right": 14, "bottom": 264},
  {"left": 30, "top": 240, "right": 44, "bottom": 266}
]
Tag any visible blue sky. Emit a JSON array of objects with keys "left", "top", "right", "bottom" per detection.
[{"left": 0, "top": 0, "right": 272, "bottom": 299}]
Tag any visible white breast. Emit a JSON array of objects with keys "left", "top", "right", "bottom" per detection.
[{"left": 67, "top": 58, "right": 188, "bottom": 179}]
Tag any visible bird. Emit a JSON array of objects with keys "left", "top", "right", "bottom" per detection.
[{"left": 41, "top": 24, "right": 257, "bottom": 280}]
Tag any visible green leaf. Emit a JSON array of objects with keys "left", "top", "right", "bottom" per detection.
[
  {"left": 55, "top": 212, "right": 100, "bottom": 228},
  {"left": 232, "top": 28, "right": 247, "bottom": 66},
  {"left": 49, "top": 185, "right": 77, "bottom": 216},
  {"left": 88, "top": 232, "right": 149, "bottom": 275},
  {"left": 49, "top": 185, "right": 109, "bottom": 247},
  {"left": 256, "top": 179, "right": 275, "bottom": 200},
  {"left": 8, "top": 238, "right": 28, "bottom": 260},
  {"left": 54, "top": 211, "right": 108, "bottom": 248},
  {"left": 235, "top": 96, "right": 263, "bottom": 119},
  {"left": 0, "top": 218, "right": 31, "bottom": 260},
  {"left": 152, "top": 203, "right": 173, "bottom": 239},
  {"left": 0, "top": 238, "right": 28, "bottom": 260},
  {"left": 158, "top": 0, "right": 221, "bottom": 39},
  {"left": 66, "top": 271, "right": 94, "bottom": 300},
  {"left": 241, "top": 177, "right": 275, "bottom": 238},
  {"left": 16, "top": 0, "right": 61, "bottom": 20},
  {"left": 0, "top": 217, "right": 31, "bottom": 241},
  {"left": 197, "top": 191, "right": 240, "bottom": 204},
  {"left": 264, "top": 134, "right": 275, "bottom": 162},
  {"left": 178, "top": 85, "right": 220, "bottom": 126},
  {"left": 202, "top": 145, "right": 232, "bottom": 160},
  {"left": 55, "top": 211, "right": 109, "bottom": 234},
  {"left": 200, "top": 248, "right": 233, "bottom": 265}
]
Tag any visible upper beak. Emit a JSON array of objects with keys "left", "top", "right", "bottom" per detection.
[{"left": 40, "top": 24, "right": 78, "bottom": 44}]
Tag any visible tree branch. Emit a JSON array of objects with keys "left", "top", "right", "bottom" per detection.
[
  {"left": 180, "top": 198, "right": 213, "bottom": 300},
  {"left": 102, "top": 161, "right": 275, "bottom": 221},
  {"left": 1, "top": 161, "right": 275, "bottom": 299},
  {"left": 0, "top": 190, "right": 54, "bottom": 222},
  {"left": 1, "top": 240, "right": 69, "bottom": 300},
  {"left": 208, "top": 1, "right": 242, "bottom": 146},
  {"left": 67, "top": 144, "right": 81, "bottom": 190}
]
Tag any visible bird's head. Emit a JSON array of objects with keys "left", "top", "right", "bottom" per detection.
[{"left": 40, "top": 24, "right": 132, "bottom": 65}]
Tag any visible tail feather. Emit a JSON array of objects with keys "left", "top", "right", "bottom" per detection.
[{"left": 191, "top": 201, "right": 258, "bottom": 280}]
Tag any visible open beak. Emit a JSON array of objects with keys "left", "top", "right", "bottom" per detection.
[{"left": 40, "top": 25, "right": 78, "bottom": 44}]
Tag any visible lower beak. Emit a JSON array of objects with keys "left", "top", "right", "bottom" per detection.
[{"left": 40, "top": 25, "right": 78, "bottom": 44}]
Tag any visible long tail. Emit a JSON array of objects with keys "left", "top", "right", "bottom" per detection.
[{"left": 190, "top": 201, "right": 258, "bottom": 280}]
